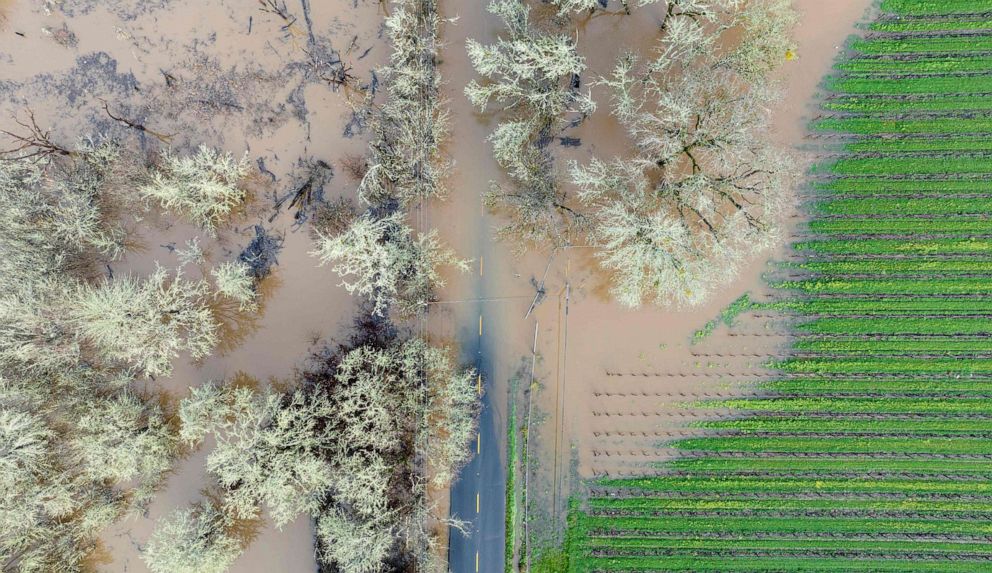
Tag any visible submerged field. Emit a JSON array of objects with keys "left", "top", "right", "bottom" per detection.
[{"left": 568, "top": 0, "right": 992, "bottom": 570}]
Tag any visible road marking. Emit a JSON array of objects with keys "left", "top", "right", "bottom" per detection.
[
  {"left": 475, "top": 551, "right": 479, "bottom": 572},
  {"left": 477, "top": 432, "right": 481, "bottom": 453},
  {"left": 479, "top": 314, "right": 483, "bottom": 336},
  {"left": 479, "top": 256, "right": 484, "bottom": 277},
  {"left": 477, "top": 372, "right": 482, "bottom": 395},
  {"left": 476, "top": 492, "right": 480, "bottom": 513}
]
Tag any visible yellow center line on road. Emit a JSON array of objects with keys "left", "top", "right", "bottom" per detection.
[
  {"left": 480, "top": 256, "right": 484, "bottom": 277},
  {"left": 476, "top": 492, "right": 480, "bottom": 513},
  {"left": 479, "top": 314, "right": 483, "bottom": 336},
  {"left": 477, "top": 373, "right": 482, "bottom": 395},
  {"left": 477, "top": 432, "right": 481, "bottom": 453},
  {"left": 476, "top": 551, "right": 480, "bottom": 572}
]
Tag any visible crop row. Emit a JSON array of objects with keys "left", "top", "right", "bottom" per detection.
[
  {"left": 576, "top": 514, "right": 992, "bottom": 536},
  {"left": 869, "top": 18, "right": 992, "bottom": 33},
  {"left": 566, "top": 554, "right": 986, "bottom": 573},
  {"left": 824, "top": 94, "right": 992, "bottom": 113},
  {"left": 764, "top": 378, "right": 992, "bottom": 396},
  {"left": 676, "top": 435, "right": 992, "bottom": 455},
  {"left": 851, "top": 35, "right": 992, "bottom": 55},
  {"left": 694, "top": 417, "right": 992, "bottom": 434},
  {"left": 815, "top": 115, "right": 992, "bottom": 134},
  {"left": 588, "top": 496, "right": 992, "bottom": 514},
  {"left": 794, "top": 238, "right": 992, "bottom": 255},
  {"left": 879, "top": 0, "right": 992, "bottom": 16},
  {"left": 805, "top": 219, "right": 992, "bottom": 235},
  {"left": 794, "top": 317, "right": 992, "bottom": 336},
  {"left": 813, "top": 195, "right": 992, "bottom": 213},
  {"left": 599, "top": 475, "right": 992, "bottom": 495},
  {"left": 839, "top": 55, "right": 992, "bottom": 74},
  {"left": 815, "top": 177, "right": 992, "bottom": 194},
  {"left": 580, "top": 536, "right": 992, "bottom": 559},
  {"left": 825, "top": 157, "right": 992, "bottom": 177},
  {"left": 664, "top": 456, "right": 992, "bottom": 477},
  {"left": 775, "top": 278, "right": 992, "bottom": 296},
  {"left": 844, "top": 135, "right": 992, "bottom": 153},
  {"left": 786, "top": 258, "right": 992, "bottom": 274},
  {"left": 791, "top": 336, "right": 992, "bottom": 352},
  {"left": 705, "top": 396, "right": 992, "bottom": 415}
]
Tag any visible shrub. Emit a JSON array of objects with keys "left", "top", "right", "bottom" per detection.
[
  {"left": 310, "top": 211, "right": 467, "bottom": 317},
  {"left": 71, "top": 265, "right": 218, "bottom": 377},
  {"left": 142, "top": 502, "right": 242, "bottom": 573},
  {"left": 211, "top": 260, "right": 258, "bottom": 312},
  {"left": 141, "top": 145, "right": 250, "bottom": 232}
]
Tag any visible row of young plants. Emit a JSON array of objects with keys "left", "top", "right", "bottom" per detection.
[
  {"left": 805, "top": 219, "right": 992, "bottom": 235},
  {"left": 567, "top": 1, "right": 992, "bottom": 569},
  {"left": 815, "top": 177, "right": 992, "bottom": 194},
  {"left": 824, "top": 94, "right": 992, "bottom": 114}
]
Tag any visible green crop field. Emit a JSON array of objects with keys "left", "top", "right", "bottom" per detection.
[{"left": 566, "top": 1, "right": 992, "bottom": 570}]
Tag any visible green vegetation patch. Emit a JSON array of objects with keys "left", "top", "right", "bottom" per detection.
[{"left": 567, "top": 2, "right": 992, "bottom": 571}]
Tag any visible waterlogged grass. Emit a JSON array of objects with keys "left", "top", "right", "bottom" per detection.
[
  {"left": 568, "top": 3, "right": 992, "bottom": 570},
  {"left": 505, "top": 402, "right": 518, "bottom": 573}
]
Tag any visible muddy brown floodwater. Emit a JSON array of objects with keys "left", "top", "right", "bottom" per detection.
[
  {"left": 0, "top": 0, "right": 873, "bottom": 569},
  {"left": 432, "top": 0, "right": 878, "bottom": 550},
  {"left": 0, "top": 0, "right": 387, "bottom": 571}
]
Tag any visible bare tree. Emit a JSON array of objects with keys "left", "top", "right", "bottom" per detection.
[
  {"left": 579, "top": 0, "right": 797, "bottom": 307},
  {"left": 310, "top": 210, "right": 468, "bottom": 317},
  {"left": 466, "top": 0, "right": 595, "bottom": 251}
]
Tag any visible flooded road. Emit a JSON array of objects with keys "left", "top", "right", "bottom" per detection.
[
  {"left": 433, "top": 2, "right": 526, "bottom": 570},
  {"left": 439, "top": 0, "right": 876, "bottom": 569}
]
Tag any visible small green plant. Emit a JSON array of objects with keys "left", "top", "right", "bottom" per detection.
[{"left": 691, "top": 294, "right": 754, "bottom": 343}]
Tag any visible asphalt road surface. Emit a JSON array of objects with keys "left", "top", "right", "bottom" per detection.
[{"left": 448, "top": 317, "right": 506, "bottom": 572}]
